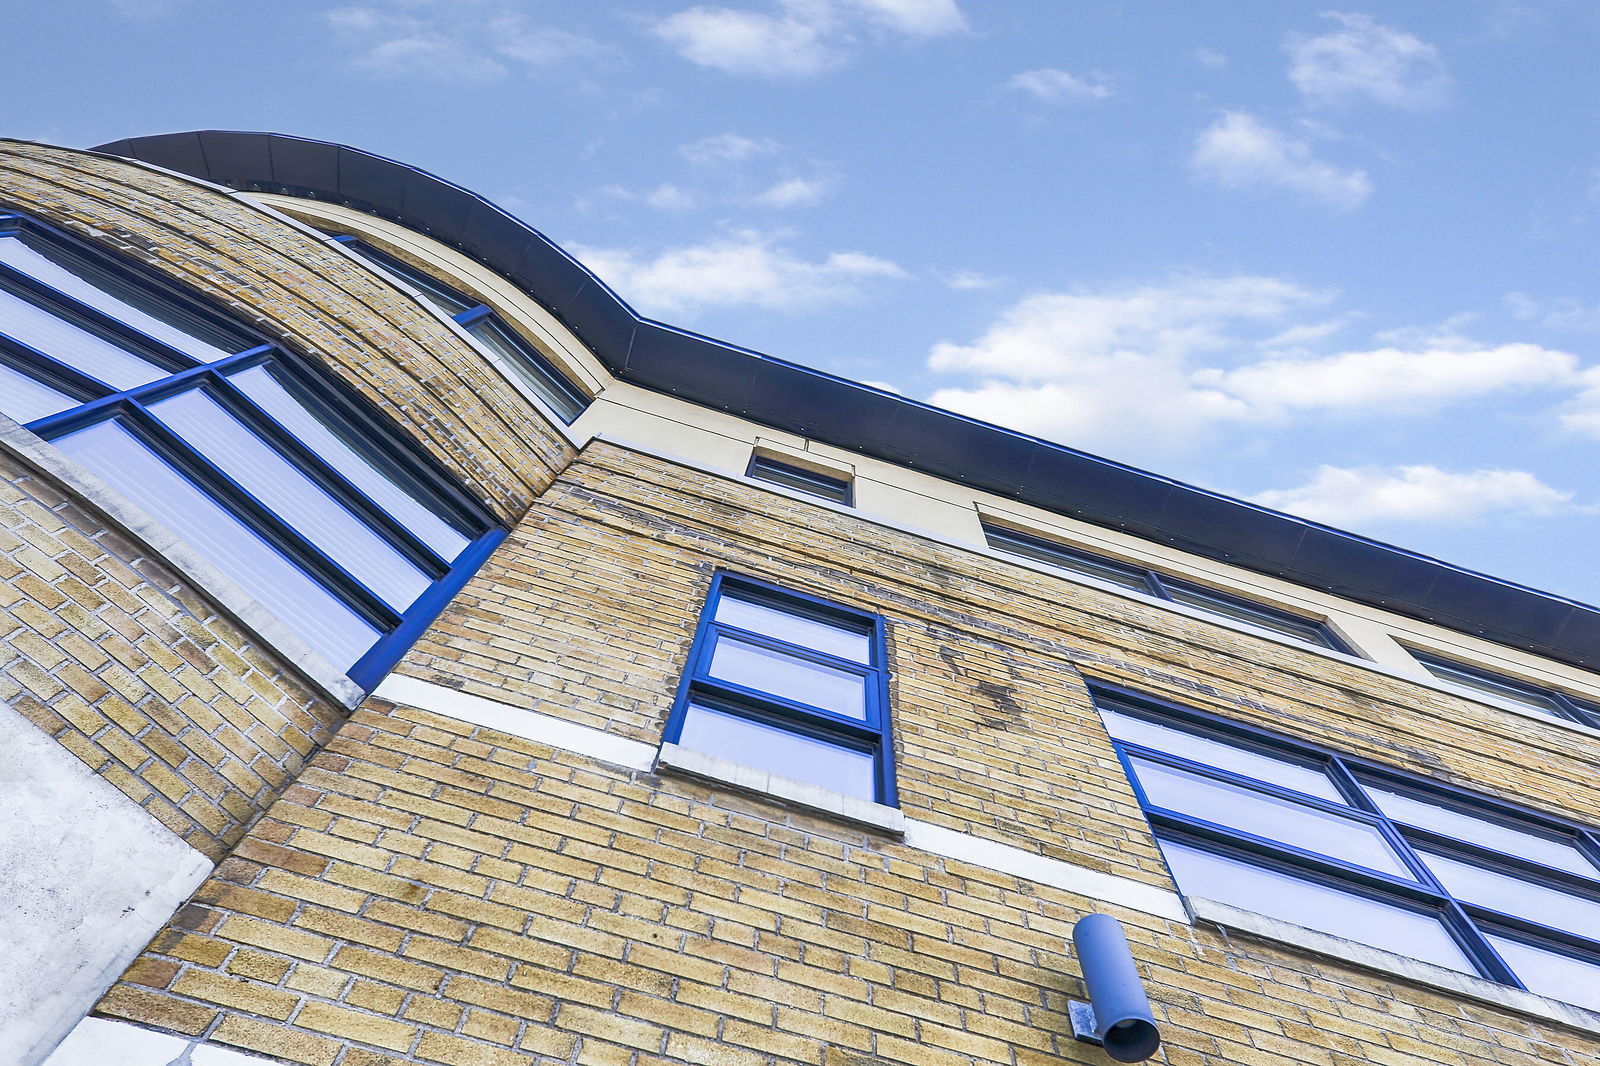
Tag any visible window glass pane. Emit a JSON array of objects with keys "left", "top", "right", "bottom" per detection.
[
  {"left": 1361, "top": 781, "right": 1598, "bottom": 878},
  {"left": 986, "top": 529, "right": 1151, "bottom": 592},
  {"left": 229, "top": 364, "right": 471, "bottom": 561},
  {"left": 1417, "top": 849, "right": 1600, "bottom": 940},
  {"left": 708, "top": 635, "right": 867, "bottom": 719},
  {"left": 713, "top": 592, "right": 871, "bottom": 664},
  {"left": 1487, "top": 934, "right": 1600, "bottom": 1012},
  {"left": 464, "top": 318, "right": 586, "bottom": 424},
  {"left": 1159, "top": 839, "right": 1477, "bottom": 974},
  {"left": 0, "top": 284, "right": 168, "bottom": 390},
  {"left": 679, "top": 701, "right": 875, "bottom": 800},
  {"left": 56, "top": 420, "right": 380, "bottom": 669},
  {"left": 1418, "top": 658, "right": 1568, "bottom": 719},
  {"left": 0, "top": 359, "right": 76, "bottom": 423},
  {"left": 1131, "top": 757, "right": 1414, "bottom": 878},
  {"left": 1100, "top": 707, "right": 1344, "bottom": 802},
  {"left": 338, "top": 241, "right": 478, "bottom": 316},
  {"left": 1162, "top": 582, "right": 1334, "bottom": 647},
  {"left": 148, "top": 389, "right": 431, "bottom": 613},
  {"left": 0, "top": 235, "right": 241, "bottom": 360},
  {"left": 748, "top": 457, "right": 850, "bottom": 504}
]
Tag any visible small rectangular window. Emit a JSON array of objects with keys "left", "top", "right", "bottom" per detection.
[
  {"left": 1097, "top": 685, "right": 1600, "bottom": 1013},
  {"left": 666, "top": 575, "right": 894, "bottom": 805},
  {"left": 746, "top": 455, "right": 853, "bottom": 505},
  {"left": 983, "top": 521, "right": 1350, "bottom": 653}
]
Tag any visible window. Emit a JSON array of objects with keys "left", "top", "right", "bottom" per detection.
[
  {"left": 332, "top": 237, "right": 589, "bottom": 424},
  {"left": 0, "top": 215, "right": 503, "bottom": 689},
  {"left": 666, "top": 574, "right": 895, "bottom": 805},
  {"left": 746, "top": 454, "right": 852, "bottom": 505},
  {"left": 1412, "top": 651, "right": 1600, "bottom": 728},
  {"left": 1097, "top": 685, "right": 1600, "bottom": 1012},
  {"left": 983, "top": 522, "right": 1351, "bottom": 653}
]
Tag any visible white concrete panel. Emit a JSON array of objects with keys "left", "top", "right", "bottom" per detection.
[
  {"left": 374, "top": 674, "right": 658, "bottom": 771},
  {"left": 45, "top": 1016, "right": 274, "bottom": 1066},
  {"left": 3, "top": 705, "right": 213, "bottom": 1066}
]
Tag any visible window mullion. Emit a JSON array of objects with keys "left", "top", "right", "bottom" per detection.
[
  {"left": 203, "top": 372, "right": 451, "bottom": 575},
  {"left": 1, "top": 333, "right": 109, "bottom": 404},
  {"left": 121, "top": 408, "right": 402, "bottom": 629},
  {"left": 0, "top": 262, "right": 195, "bottom": 373}
]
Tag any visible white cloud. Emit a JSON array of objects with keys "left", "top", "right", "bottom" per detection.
[
  {"left": 942, "top": 270, "right": 1003, "bottom": 290},
  {"left": 654, "top": 0, "right": 965, "bottom": 78},
  {"left": 752, "top": 177, "right": 829, "bottom": 207},
  {"left": 1191, "top": 111, "right": 1371, "bottom": 211},
  {"left": 327, "top": 3, "right": 605, "bottom": 82},
  {"left": 570, "top": 230, "right": 906, "bottom": 316},
  {"left": 922, "top": 274, "right": 1585, "bottom": 460},
  {"left": 1287, "top": 12, "right": 1450, "bottom": 110},
  {"left": 644, "top": 184, "right": 697, "bottom": 211},
  {"left": 1507, "top": 292, "right": 1600, "bottom": 332},
  {"left": 680, "top": 133, "right": 780, "bottom": 165},
  {"left": 1207, "top": 342, "right": 1578, "bottom": 413},
  {"left": 925, "top": 276, "right": 1327, "bottom": 452},
  {"left": 1005, "top": 68, "right": 1112, "bottom": 104},
  {"left": 1250, "top": 465, "right": 1574, "bottom": 526},
  {"left": 1195, "top": 47, "right": 1227, "bottom": 70}
]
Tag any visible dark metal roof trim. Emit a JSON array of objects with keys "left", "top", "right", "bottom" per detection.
[{"left": 89, "top": 131, "right": 1599, "bottom": 672}]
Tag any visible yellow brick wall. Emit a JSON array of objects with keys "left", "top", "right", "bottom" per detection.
[
  {"left": 95, "top": 698, "right": 1600, "bottom": 1066},
  {"left": 0, "top": 141, "right": 576, "bottom": 524},
  {"left": 0, "top": 448, "right": 345, "bottom": 859},
  {"left": 89, "top": 440, "right": 1600, "bottom": 1064}
]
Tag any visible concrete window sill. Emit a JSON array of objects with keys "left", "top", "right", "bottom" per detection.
[
  {"left": 655, "top": 743, "right": 905, "bottom": 836},
  {"left": 1188, "top": 896, "right": 1600, "bottom": 1035}
]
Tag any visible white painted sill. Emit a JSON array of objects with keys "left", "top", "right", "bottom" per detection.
[
  {"left": 655, "top": 743, "right": 906, "bottom": 836},
  {"left": 1187, "top": 896, "right": 1600, "bottom": 1036}
]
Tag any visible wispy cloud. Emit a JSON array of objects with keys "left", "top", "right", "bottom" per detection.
[
  {"left": 326, "top": 2, "right": 608, "bottom": 82},
  {"left": 1005, "top": 68, "right": 1112, "bottom": 104},
  {"left": 654, "top": 0, "right": 966, "bottom": 78},
  {"left": 1250, "top": 465, "right": 1575, "bottom": 526},
  {"left": 597, "top": 132, "right": 833, "bottom": 213},
  {"left": 1191, "top": 111, "right": 1371, "bottom": 211},
  {"left": 923, "top": 274, "right": 1583, "bottom": 461},
  {"left": 1507, "top": 292, "right": 1600, "bottom": 332},
  {"left": 570, "top": 229, "right": 906, "bottom": 316},
  {"left": 1287, "top": 12, "right": 1450, "bottom": 110}
]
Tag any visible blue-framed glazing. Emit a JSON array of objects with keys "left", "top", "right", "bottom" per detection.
[
  {"left": 0, "top": 213, "right": 504, "bottom": 691},
  {"left": 745, "top": 454, "right": 853, "bottom": 506},
  {"left": 664, "top": 572, "right": 896, "bottom": 807},
  {"left": 983, "top": 523, "right": 1353, "bottom": 654},
  {"left": 1093, "top": 681, "right": 1600, "bottom": 1008},
  {"left": 329, "top": 236, "right": 589, "bottom": 425},
  {"left": 1411, "top": 651, "right": 1600, "bottom": 728}
]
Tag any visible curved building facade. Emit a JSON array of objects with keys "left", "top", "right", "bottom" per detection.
[{"left": 4, "top": 134, "right": 1600, "bottom": 1066}]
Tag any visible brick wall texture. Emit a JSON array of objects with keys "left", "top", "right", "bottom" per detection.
[
  {"left": 95, "top": 444, "right": 1600, "bottom": 1065},
  {"left": 5, "top": 140, "right": 1600, "bottom": 1065}
]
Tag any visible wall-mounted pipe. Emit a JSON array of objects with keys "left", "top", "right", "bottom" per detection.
[{"left": 1069, "top": 914, "right": 1162, "bottom": 1063}]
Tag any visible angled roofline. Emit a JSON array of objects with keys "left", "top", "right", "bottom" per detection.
[{"left": 89, "top": 130, "right": 1600, "bottom": 672}]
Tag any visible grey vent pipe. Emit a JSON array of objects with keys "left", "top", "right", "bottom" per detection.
[{"left": 1069, "top": 914, "right": 1162, "bottom": 1062}]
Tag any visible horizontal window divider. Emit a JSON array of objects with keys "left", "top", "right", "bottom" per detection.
[
  {"left": 1153, "top": 818, "right": 1446, "bottom": 901},
  {"left": 705, "top": 625, "right": 876, "bottom": 674},
  {"left": 687, "top": 685, "right": 882, "bottom": 742},
  {"left": 1118, "top": 742, "right": 1374, "bottom": 817},
  {"left": 1399, "top": 827, "right": 1600, "bottom": 893},
  {"left": 0, "top": 333, "right": 108, "bottom": 402},
  {"left": 452, "top": 305, "right": 494, "bottom": 328}
]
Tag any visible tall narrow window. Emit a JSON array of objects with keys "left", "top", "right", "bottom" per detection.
[
  {"left": 983, "top": 522, "right": 1352, "bottom": 653},
  {"left": 0, "top": 215, "right": 503, "bottom": 689},
  {"left": 332, "top": 236, "right": 589, "bottom": 424},
  {"left": 1097, "top": 685, "right": 1600, "bottom": 1012},
  {"left": 666, "top": 574, "right": 896, "bottom": 805}
]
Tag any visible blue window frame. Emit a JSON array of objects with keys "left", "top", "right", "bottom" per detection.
[
  {"left": 1095, "top": 683, "right": 1600, "bottom": 1012},
  {"left": 1412, "top": 651, "right": 1600, "bottom": 728},
  {"left": 746, "top": 454, "right": 853, "bottom": 506},
  {"left": 0, "top": 214, "right": 504, "bottom": 690},
  {"left": 666, "top": 574, "right": 896, "bottom": 805},
  {"left": 983, "top": 522, "right": 1352, "bottom": 653},
  {"left": 331, "top": 237, "right": 589, "bottom": 425}
]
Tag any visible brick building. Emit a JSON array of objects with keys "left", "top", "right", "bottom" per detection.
[{"left": 5, "top": 131, "right": 1600, "bottom": 1066}]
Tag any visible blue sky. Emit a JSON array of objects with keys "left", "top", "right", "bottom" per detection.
[{"left": 11, "top": 1, "right": 1600, "bottom": 603}]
